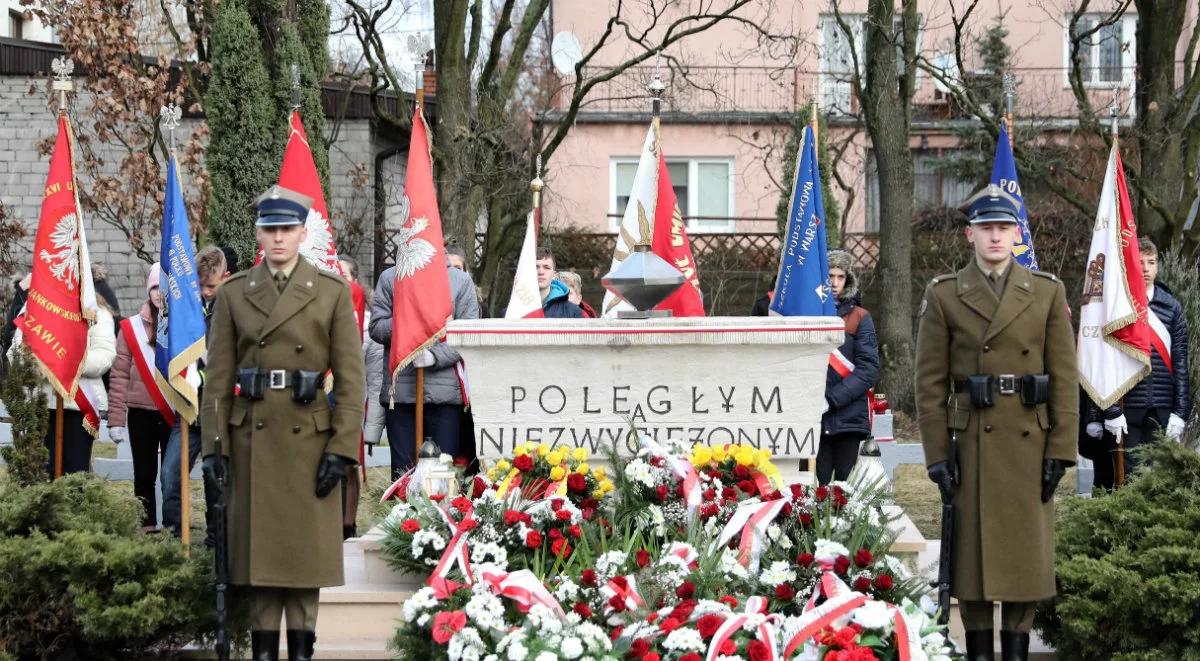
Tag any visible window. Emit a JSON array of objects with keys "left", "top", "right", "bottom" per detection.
[
  {"left": 1067, "top": 14, "right": 1135, "bottom": 86},
  {"left": 819, "top": 14, "right": 921, "bottom": 116},
  {"left": 9, "top": 10, "right": 25, "bottom": 39},
  {"left": 611, "top": 158, "right": 735, "bottom": 233},
  {"left": 865, "top": 149, "right": 973, "bottom": 232}
]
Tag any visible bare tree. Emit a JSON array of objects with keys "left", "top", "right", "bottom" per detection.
[
  {"left": 832, "top": 0, "right": 921, "bottom": 411},
  {"left": 339, "top": 0, "right": 795, "bottom": 303}
]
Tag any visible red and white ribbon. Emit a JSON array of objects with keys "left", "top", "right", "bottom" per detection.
[
  {"left": 828, "top": 348, "right": 855, "bottom": 378},
  {"left": 601, "top": 574, "right": 646, "bottom": 614},
  {"left": 639, "top": 435, "right": 702, "bottom": 519},
  {"left": 784, "top": 572, "right": 917, "bottom": 661},
  {"left": 479, "top": 568, "right": 567, "bottom": 619},
  {"left": 428, "top": 505, "right": 474, "bottom": 586},
  {"left": 123, "top": 317, "right": 177, "bottom": 427},
  {"left": 713, "top": 497, "right": 788, "bottom": 572},
  {"left": 706, "top": 595, "right": 780, "bottom": 661},
  {"left": 1147, "top": 310, "right": 1174, "bottom": 373}
]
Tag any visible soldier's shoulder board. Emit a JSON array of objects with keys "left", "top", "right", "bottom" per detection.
[
  {"left": 929, "top": 273, "right": 958, "bottom": 286},
  {"left": 316, "top": 269, "right": 350, "bottom": 287},
  {"left": 1030, "top": 271, "right": 1059, "bottom": 283}
]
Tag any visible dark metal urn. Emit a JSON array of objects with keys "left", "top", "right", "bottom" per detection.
[{"left": 600, "top": 244, "right": 687, "bottom": 318}]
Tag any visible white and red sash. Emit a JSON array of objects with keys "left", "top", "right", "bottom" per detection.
[
  {"left": 1146, "top": 303, "right": 1174, "bottom": 374},
  {"left": 829, "top": 348, "right": 854, "bottom": 378},
  {"left": 74, "top": 380, "right": 101, "bottom": 437},
  {"left": 121, "top": 317, "right": 177, "bottom": 427}
]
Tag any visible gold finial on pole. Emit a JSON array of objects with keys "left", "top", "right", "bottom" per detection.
[
  {"left": 51, "top": 57, "right": 74, "bottom": 115},
  {"left": 160, "top": 103, "right": 182, "bottom": 153},
  {"left": 530, "top": 153, "right": 544, "bottom": 211},
  {"left": 1109, "top": 84, "right": 1120, "bottom": 143},
  {"left": 647, "top": 55, "right": 667, "bottom": 130}
]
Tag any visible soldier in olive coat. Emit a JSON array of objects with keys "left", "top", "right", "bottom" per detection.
[
  {"left": 201, "top": 186, "right": 365, "bottom": 661},
  {"left": 916, "top": 186, "right": 1078, "bottom": 661}
]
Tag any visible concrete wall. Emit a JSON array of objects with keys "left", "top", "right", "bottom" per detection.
[{"left": 0, "top": 72, "right": 390, "bottom": 314}]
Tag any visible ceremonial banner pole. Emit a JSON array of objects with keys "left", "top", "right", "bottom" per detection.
[
  {"left": 1109, "top": 93, "right": 1127, "bottom": 489},
  {"left": 1004, "top": 71, "right": 1015, "bottom": 136},
  {"left": 51, "top": 62, "right": 73, "bottom": 481},
  {"left": 163, "top": 103, "right": 192, "bottom": 552},
  {"left": 414, "top": 58, "right": 427, "bottom": 454}
]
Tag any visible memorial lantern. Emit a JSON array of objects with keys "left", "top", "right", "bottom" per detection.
[
  {"left": 600, "top": 243, "right": 686, "bottom": 318},
  {"left": 414, "top": 438, "right": 459, "bottom": 497}
]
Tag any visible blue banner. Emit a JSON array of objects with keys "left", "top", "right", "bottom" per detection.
[
  {"left": 990, "top": 123, "right": 1038, "bottom": 269},
  {"left": 771, "top": 124, "right": 836, "bottom": 317},
  {"left": 154, "top": 155, "right": 206, "bottom": 421}
]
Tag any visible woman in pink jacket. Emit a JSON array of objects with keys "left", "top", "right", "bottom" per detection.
[{"left": 107, "top": 264, "right": 174, "bottom": 532}]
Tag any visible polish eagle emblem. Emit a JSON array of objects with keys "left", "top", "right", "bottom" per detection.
[
  {"left": 38, "top": 212, "right": 81, "bottom": 290},
  {"left": 299, "top": 208, "right": 341, "bottom": 274},
  {"left": 394, "top": 213, "right": 436, "bottom": 280}
]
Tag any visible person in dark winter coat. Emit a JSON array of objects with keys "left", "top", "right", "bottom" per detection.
[
  {"left": 816, "top": 250, "right": 880, "bottom": 485},
  {"left": 750, "top": 290, "right": 772, "bottom": 316},
  {"left": 1086, "top": 237, "right": 1190, "bottom": 489},
  {"left": 536, "top": 247, "right": 583, "bottom": 318}
]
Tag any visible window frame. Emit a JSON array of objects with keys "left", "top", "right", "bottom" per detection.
[
  {"left": 1063, "top": 13, "right": 1137, "bottom": 89},
  {"left": 609, "top": 156, "right": 736, "bottom": 233}
]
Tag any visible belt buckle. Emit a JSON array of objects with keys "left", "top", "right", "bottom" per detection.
[
  {"left": 997, "top": 374, "right": 1016, "bottom": 395},
  {"left": 269, "top": 369, "right": 287, "bottom": 390}
]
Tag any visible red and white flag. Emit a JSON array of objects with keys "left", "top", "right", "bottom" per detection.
[
  {"left": 258, "top": 110, "right": 345, "bottom": 275},
  {"left": 388, "top": 109, "right": 451, "bottom": 381},
  {"left": 16, "top": 116, "right": 100, "bottom": 434},
  {"left": 504, "top": 209, "right": 544, "bottom": 319},
  {"left": 603, "top": 123, "right": 704, "bottom": 317},
  {"left": 1077, "top": 142, "right": 1151, "bottom": 409}
]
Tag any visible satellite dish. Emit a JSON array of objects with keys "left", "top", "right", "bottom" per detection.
[{"left": 551, "top": 31, "right": 583, "bottom": 75}]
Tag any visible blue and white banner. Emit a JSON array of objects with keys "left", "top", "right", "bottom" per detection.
[
  {"left": 990, "top": 123, "right": 1038, "bottom": 269},
  {"left": 154, "top": 155, "right": 206, "bottom": 423},
  {"left": 771, "top": 124, "right": 835, "bottom": 317}
]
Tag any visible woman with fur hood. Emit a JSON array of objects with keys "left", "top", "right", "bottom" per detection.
[{"left": 816, "top": 250, "right": 881, "bottom": 485}]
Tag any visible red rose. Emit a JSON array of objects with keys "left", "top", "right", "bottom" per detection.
[
  {"left": 775, "top": 583, "right": 797, "bottom": 601},
  {"left": 799, "top": 512, "right": 814, "bottom": 528},
  {"left": 549, "top": 528, "right": 563, "bottom": 540},
  {"left": 568, "top": 473, "right": 587, "bottom": 492},
  {"left": 854, "top": 548, "right": 873, "bottom": 568},
  {"left": 655, "top": 484, "right": 669, "bottom": 502},
  {"left": 431, "top": 610, "right": 466, "bottom": 644},
  {"left": 796, "top": 553, "right": 815, "bottom": 567},
  {"left": 815, "top": 485, "right": 829, "bottom": 502},
  {"left": 457, "top": 517, "right": 477, "bottom": 533},
  {"left": 454, "top": 456, "right": 468, "bottom": 467},
  {"left": 659, "top": 617, "right": 682, "bottom": 633},
  {"left": 853, "top": 577, "right": 872, "bottom": 592},
  {"left": 650, "top": 456, "right": 665, "bottom": 467},
  {"left": 748, "top": 640, "right": 771, "bottom": 661},
  {"left": 627, "top": 638, "right": 649, "bottom": 657},
  {"left": 568, "top": 524, "right": 582, "bottom": 538},
  {"left": 581, "top": 569, "right": 597, "bottom": 587},
  {"left": 525, "top": 530, "right": 543, "bottom": 548},
  {"left": 646, "top": 612, "right": 659, "bottom": 623},
  {"left": 556, "top": 509, "right": 572, "bottom": 521},
  {"left": 503, "top": 509, "right": 523, "bottom": 526},
  {"left": 573, "top": 602, "right": 593, "bottom": 618},
  {"left": 429, "top": 493, "right": 446, "bottom": 502},
  {"left": 873, "top": 574, "right": 894, "bottom": 591},
  {"left": 472, "top": 476, "right": 486, "bottom": 498},
  {"left": 834, "top": 556, "right": 851, "bottom": 575},
  {"left": 719, "top": 638, "right": 737, "bottom": 656},
  {"left": 701, "top": 503, "right": 720, "bottom": 519},
  {"left": 676, "top": 581, "right": 696, "bottom": 599},
  {"left": 789, "top": 484, "right": 805, "bottom": 500},
  {"left": 737, "top": 479, "right": 757, "bottom": 495},
  {"left": 610, "top": 576, "right": 628, "bottom": 590},
  {"left": 703, "top": 488, "right": 717, "bottom": 501},
  {"left": 670, "top": 599, "right": 696, "bottom": 622},
  {"left": 400, "top": 518, "right": 420, "bottom": 533},
  {"left": 610, "top": 625, "right": 623, "bottom": 641},
  {"left": 609, "top": 594, "right": 627, "bottom": 612},
  {"left": 680, "top": 655, "right": 703, "bottom": 661},
  {"left": 722, "top": 486, "right": 737, "bottom": 502},
  {"left": 513, "top": 454, "right": 534, "bottom": 472},
  {"left": 733, "top": 465, "right": 750, "bottom": 479},
  {"left": 696, "top": 614, "right": 725, "bottom": 639},
  {"left": 636, "top": 549, "right": 651, "bottom": 568},
  {"left": 781, "top": 502, "right": 794, "bottom": 516},
  {"left": 552, "top": 538, "right": 572, "bottom": 557},
  {"left": 718, "top": 594, "right": 739, "bottom": 608},
  {"left": 645, "top": 654, "right": 661, "bottom": 661},
  {"left": 834, "top": 491, "right": 850, "bottom": 508},
  {"left": 451, "top": 496, "right": 472, "bottom": 513},
  {"left": 582, "top": 497, "right": 599, "bottom": 509}
]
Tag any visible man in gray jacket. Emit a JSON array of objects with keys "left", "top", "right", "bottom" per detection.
[{"left": 369, "top": 260, "right": 479, "bottom": 479}]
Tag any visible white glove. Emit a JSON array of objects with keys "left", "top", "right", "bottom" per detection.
[
  {"left": 412, "top": 349, "right": 436, "bottom": 369},
  {"left": 1166, "top": 414, "right": 1185, "bottom": 441},
  {"left": 108, "top": 426, "right": 127, "bottom": 443},
  {"left": 1085, "top": 422, "right": 1103, "bottom": 439},
  {"left": 1103, "top": 415, "right": 1128, "bottom": 437}
]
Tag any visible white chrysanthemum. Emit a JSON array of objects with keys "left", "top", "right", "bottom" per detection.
[
  {"left": 448, "top": 626, "right": 485, "bottom": 661},
  {"left": 574, "top": 622, "right": 610, "bottom": 650},
  {"left": 693, "top": 600, "right": 730, "bottom": 617},
  {"left": 471, "top": 541, "right": 508, "bottom": 567},
  {"left": 813, "top": 538, "right": 850, "bottom": 563},
  {"left": 554, "top": 579, "right": 581, "bottom": 603},
  {"left": 623, "top": 458, "right": 657, "bottom": 488},
  {"left": 526, "top": 603, "right": 563, "bottom": 635},
  {"left": 595, "top": 551, "right": 628, "bottom": 579},
  {"left": 465, "top": 591, "right": 506, "bottom": 633},
  {"left": 718, "top": 549, "right": 750, "bottom": 579},
  {"left": 416, "top": 613, "right": 430, "bottom": 627},
  {"left": 533, "top": 653, "right": 558, "bottom": 661},
  {"left": 850, "top": 599, "right": 894, "bottom": 631},
  {"left": 759, "top": 560, "right": 796, "bottom": 586},
  {"left": 401, "top": 586, "right": 438, "bottom": 622},
  {"left": 662, "top": 627, "right": 705, "bottom": 652},
  {"left": 560, "top": 636, "right": 584, "bottom": 659}
]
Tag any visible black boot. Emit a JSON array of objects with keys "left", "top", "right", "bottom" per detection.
[
  {"left": 1000, "top": 630, "right": 1030, "bottom": 661},
  {"left": 286, "top": 629, "right": 316, "bottom": 661},
  {"left": 251, "top": 630, "right": 280, "bottom": 661},
  {"left": 964, "top": 629, "right": 995, "bottom": 661}
]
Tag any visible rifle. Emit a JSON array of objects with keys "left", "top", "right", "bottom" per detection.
[
  {"left": 934, "top": 428, "right": 959, "bottom": 627},
  {"left": 212, "top": 402, "right": 230, "bottom": 661}
]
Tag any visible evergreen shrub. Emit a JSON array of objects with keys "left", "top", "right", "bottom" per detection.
[
  {"left": 1034, "top": 443, "right": 1200, "bottom": 660},
  {"left": 0, "top": 474, "right": 214, "bottom": 660}
]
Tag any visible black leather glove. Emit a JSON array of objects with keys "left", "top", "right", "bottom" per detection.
[
  {"left": 202, "top": 455, "right": 229, "bottom": 492},
  {"left": 1041, "top": 459, "right": 1069, "bottom": 503},
  {"left": 927, "top": 461, "right": 956, "bottom": 501},
  {"left": 316, "top": 453, "right": 354, "bottom": 498}
]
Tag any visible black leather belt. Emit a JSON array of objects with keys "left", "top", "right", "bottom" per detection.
[{"left": 952, "top": 375, "right": 1022, "bottom": 396}]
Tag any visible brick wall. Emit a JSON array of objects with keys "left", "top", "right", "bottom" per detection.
[{"left": 0, "top": 73, "right": 392, "bottom": 314}]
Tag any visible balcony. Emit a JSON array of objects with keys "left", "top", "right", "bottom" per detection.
[{"left": 572, "top": 65, "right": 802, "bottom": 116}]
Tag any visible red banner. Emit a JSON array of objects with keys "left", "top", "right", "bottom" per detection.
[
  {"left": 388, "top": 110, "right": 451, "bottom": 380},
  {"left": 20, "top": 116, "right": 94, "bottom": 401},
  {"left": 652, "top": 151, "right": 705, "bottom": 317},
  {"left": 1110, "top": 149, "right": 1151, "bottom": 355}
]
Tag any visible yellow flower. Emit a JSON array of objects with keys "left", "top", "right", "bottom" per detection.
[
  {"left": 495, "top": 459, "right": 511, "bottom": 471},
  {"left": 592, "top": 488, "right": 606, "bottom": 499},
  {"left": 487, "top": 468, "right": 499, "bottom": 481},
  {"left": 712, "top": 445, "right": 728, "bottom": 462},
  {"left": 513, "top": 445, "right": 528, "bottom": 457},
  {"left": 550, "top": 466, "right": 567, "bottom": 481},
  {"left": 547, "top": 451, "right": 565, "bottom": 466},
  {"left": 757, "top": 448, "right": 772, "bottom": 463},
  {"left": 600, "top": 479, "right": 614, "bottom": 493},
  {"left": 593, "top": 466, "right": 607, "bottom": 480},
  {"left": 572, "top": 447, "right": 588, "bottom": 462},
  {"left": 576, "top": 463, "right": 590, "bottom": 475},
  {"left": 735, "top": 447, "right": 757, "bottom": 467},
  {"left": 537, "top": 443, "right": 550, "bottom": 457},
  {"left": 692, "top": 446, "right": 713, "bottom": 466}
]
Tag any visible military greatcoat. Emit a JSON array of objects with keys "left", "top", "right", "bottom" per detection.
[
  {"left": 201, "top": 259, "right": 365, "bottom": 588},
  {"left": 916, "top": 261, "right": 1078, "bottom": 602}
]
